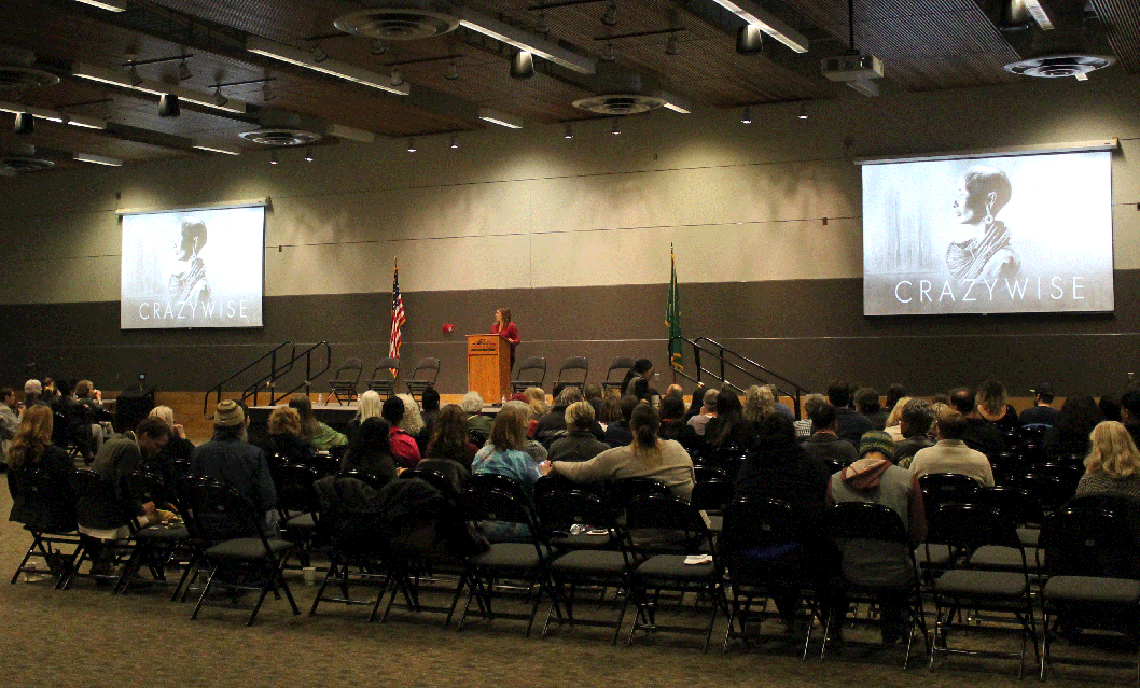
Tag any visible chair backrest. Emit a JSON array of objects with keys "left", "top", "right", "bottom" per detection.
[
  {"left": 339, "top": 468, "right": 392, "bottom": 492},
  {"left": 690, "top": 477, "right": 733, "bottom": 512},
  {"left": 1041, "top": 503, "right": 1140, "bottom": 580},
  {"left": 463, "top": 473, "right": 538, "bottom": 530},
  {"left": 556, "top": 356, "right": 589, "bottom": 385},
  {"left": 1010, "top": 472, "right": 1073, "bottom": 512},
  {"left": 721, "top": 496, "right": 799, "bottom": 554},
  {"left": 120, "top": 471, "right": 170, "bottom": 509},
  {"left": 968, "top": 485, "right": 1043, "bottom": 527},
  {"left": 1027, "top": 461, "right": 1083, "bottom": 490},
  {"left": 71, "top": 468, "right": 132, "bottom": 529},
  {"left": 918, "top": 472, "right": 979, "bottom": 518},
  {"left": 271, "top": 463, "right": 321, "bottom": 516},
  {"left": 927, "top": 502, "right": 1022, "bottom": 552},
  {"left": 828, "top": 501, "right": 910, "bottom": 546},
  {"left": 624, "top": 493, "right": 712, "bottom": 555},
  {"left": 401, "top": 466, "right": 464, "bottom": 505},
  {"left": 411, "top": 357, "right": 441, "bottom": 382},
  {"left": 606, "top": 356, "right": 637, "bottom": 382},
  {"left": 334, "top": 357, "right": 363, "bottom": 383},
  {"left": 692, "top": 465, "right": 728, "bottom": 483},
  {"left": 535, "top": 488, "right": 616, "bottom": 537},
  {"left": 180, "top": 477, "right": 268, "bottom": 544},
  {"left": 371, "top": 357, "right": 400, "bottom": 379},
  {"left": 513, "top": 356, "right": 546, "bottom": 385},
  {"left": 468, "top": 429, "right": 488, "bottom": 448},
  {"left": 604, "top": 476, "right": 671, "bottom": 511}
]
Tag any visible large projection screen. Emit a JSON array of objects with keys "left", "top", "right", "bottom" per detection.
[
  {"left": 121, "top": 204, "right": 265, "bottom": 329},
  {"left": 862, "top": 148, "right": 1113, "bottom": 316}
]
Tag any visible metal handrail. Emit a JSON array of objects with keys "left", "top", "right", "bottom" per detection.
[
  {"left": 669, "top": 335, "right": 807, "bottom": 419},
  {"left": 204, "top": 340, "right": 295, "bottom": 419},
  {"left": 266, "top": 341, "right": 333, "bottom": 406}
]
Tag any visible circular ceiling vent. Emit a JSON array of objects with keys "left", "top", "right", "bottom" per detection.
[
  {"left": 1003, "top": 54, "right": 1116, "bottom": 78},
  {"left": 333, "top": 2, "right": 459, "bottom": 40},
  {"left": 238, "top": 128, "right": 322, "bottom": 146},
  {"left": 0, "top": 65, "right": 60, "bottom": 89},
  {"left": 572, "top": 94, "right": 666, "bottom": 115},
  {"left": 1, "top": 155, "right": 55, "bottom": 173}
]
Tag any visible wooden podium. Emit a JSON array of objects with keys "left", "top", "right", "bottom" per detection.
[{"left": 467, "top": 334, "right": 511, "bottom": 403}]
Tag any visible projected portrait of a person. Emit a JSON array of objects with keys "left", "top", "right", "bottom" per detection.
[
  {"left": 167, "top": 217, "right": 211, "bottom": 307},
  {"left": 945, "top": 165, "right": 1020, "bottom": 282}
]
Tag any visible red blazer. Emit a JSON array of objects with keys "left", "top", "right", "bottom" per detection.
[{"left": 491, "top": 322, "right": 520, "bottom": 350}]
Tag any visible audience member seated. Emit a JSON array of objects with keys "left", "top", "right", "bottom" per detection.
[
  {"left": 883, "top": 396, "right": 910, "bottom": 442},
  {"left": 909, "top": 407, "right": 995, "bottom": 486},
  {"left": 742, "top": 385, "right": 777, "bottom": 428},
  {"left": 524, "top": 386, "right": 548, "bottom": 434},
  {"left": 768, "top": 384, "right": 795, "bottom": 420},
  {"left": 1123, "top": 390, "right": 1140, "bottom": 448},
  {"left": 264, "top": 406, "right": 316, "bottom": 467},
  {"left": 1043, "top": 395, "right": 1102, "bottom": 462},
  {"left": 1019, "top": 383, "right": 1060, "bottom": 426},
  {"left": 418, "top": 388, "right": 441, "bottom": 445},
  {"left": 801, "top": 403, "right": 859, "bottom": 466},
  {"left": 382, "top": 395, "right": 422, "bottom": 469},
  {"left": 461, "top": 391, "right": 492, "bottom": 434},
  {"left": 687, "top": 389, "right": 718, "bottom": 437},
  {"left": 0, "top": 387, "right": 20, "bottom": 469},
  {"left": 190, "top": 400, "right": 277, "bottom": 538},
  {"left": 828, "top": 380, "right": 873, "bottom": 445},
  {"left": 547, "top": 401, "right": 610, "bottom": 464},
  {"left": 345, "top": 390, "right": 384, "bottom": 442},
  {"left": 471, "top": 403, "right": 543, "bottom": 541},
  {"left": 424, "top": 404, "right": 479, "bottom": 468},
  {"left": 535, "top": 386, "right": 604, "bottom": 448},
  {"left": 886, "top": 384, "right": 907, "bottom": 418},
  {"left": 705, "top": 388, "right": 754, "bottom": 452},
  {"left": 893, "top": 399, "right": 936, "bottom": 468},
  {"left": 396, "top": 393, "right": 425, "bottom": 446},
  {"left": 793, "top": 393, "right": 824, "bottom": 439},
  {"left": 148, "top": 405, "right": 195, "bottom": 465},
  {"left": 1073, "top": 421, "right": 1140, "bottom": 500},
  {"left": 544, "top": 403, "right": 696, "bottom": 501},
  {"left": 948, "top": 387, "right": 1003, "bottom": 459},
  {"left": 684, "top": 386, "right": 707, "bottom": 423},
  {"left": 7, "top": 405, "right": 76, "bottom": 535},
  {"left": 734, "top": 414, "right": 835, "bottom": 629},
  {"left": 290, "top": 393, "right": 348, "bottom": 451},
  {"left": 1100, "top": 393, "right": 1122, "bottom": 422},
  {"left": 975, "top": 378, "right": 1021, "bottom": 432},
  {"left": 340, "top": 417, "right": 398, "bottom": 486},
  {"left": 23, "top": 379, "right": 48, "bottom": 408},
  {"left": 658, "top": 393, "right": 695, "bottom": 444},
  {"left": 621, "top": 359, "right": 658, "bottom": 401},
  {"left": 597, "top": 394, "right": 622, "bottom": 432},
  {"left": 855, "top": 387, "right": 888, "bottom": 431},
  {"left": 826, "top": 436, "right": 925, "bottom": 645},
  {"left": 583, "top": 382, "right": 604, "bottom": 416},
  {"left": 603, "top": 394, "right": 638, "bottom": 448}
]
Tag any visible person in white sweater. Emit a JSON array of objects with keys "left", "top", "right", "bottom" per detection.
[{"left": 909, "top": 407, "right": 995, "bottom": 487}]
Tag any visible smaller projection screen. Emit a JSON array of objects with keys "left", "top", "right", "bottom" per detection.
[
  {"left": 861, "top": 147, "right": 1113, "bottom": 316},
  {"left": 121, "top": 204, "right": 265, "bottom": 329}
]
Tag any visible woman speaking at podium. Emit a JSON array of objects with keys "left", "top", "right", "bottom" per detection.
[{"left": 491, "top": 308, "right": 520, "bottom": 369}]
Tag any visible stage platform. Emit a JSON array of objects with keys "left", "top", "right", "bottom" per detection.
[{"left": 246, "top": 402, "right": 503, "bottom": 432}]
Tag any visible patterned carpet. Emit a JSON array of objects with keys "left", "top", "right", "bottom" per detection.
[{"left": 0, "top": 473, "right": 1119, "bottom": 688}]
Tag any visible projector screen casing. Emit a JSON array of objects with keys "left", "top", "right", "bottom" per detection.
[
  {"left": 862, "top": 149, "right": 1113, "bottom": 316},
  {"left": 120, "top": 205, "right": 265, "bottom": 329}
]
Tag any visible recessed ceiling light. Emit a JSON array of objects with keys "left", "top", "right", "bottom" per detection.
[
  {"left": 304, "top": 147, "right": 314, "bottom": 161},
  {"left": 564, "top": 122, "right": 573, "bottom": 139},
  {"left": 407, "top": 137, "right": 416, "bottom": 152},
  {"left": 797, "top": 103, "right": 808, "bottom": 120},
  {"left": 449, "top": 133, "right": 458, "bottom": 149},
  {"left": 269, "top": 150, "right": 279, "bottom": 165},
  {"left": 601, "top": 43, "right": 615, "bottom": 61},
  {"left": 611, "top": 120, "right": 621, "bottom": 136},
  {"left": 390, "top": 68, "right": 403, "bottom": 86},
  {"left": 741, "top": 106, "right": 753, "bottom": 124}
]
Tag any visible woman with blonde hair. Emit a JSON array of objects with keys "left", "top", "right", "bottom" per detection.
[
  {"left": 149, "top": 405, "right": 195, "bottom": 463},
  {"left": 1074, "top": 421, "right": 1140, "bottom": 499},
  {"left": 543, "top": 403, "right": 696, "bottom": 501},
  {"left": 346, "top": 390, "right": 384, "bottom": 441},
  {"left": 7, "top": 405, "right": 77, "bottom": 535},
  {"left": 397, "top": 394, "right": 424, "bottom": 436},
  {"left": 884, "top": 396, "right": 912, "bottom": 442},
  {"left": 524, "top": 387, "right": 547, "bottom": 420},
  {"left": 547, "top": 401, "right": 610, "bottom": 464},
  {"left": 743, "top": 385, "right": 776, "bottom": 425}
]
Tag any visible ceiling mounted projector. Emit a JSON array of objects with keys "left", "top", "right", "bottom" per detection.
[
  {"left": 822, "top": 53, "right": 885, "bottom": 97},
  {"left": 333, "top": 1, "right": 460, "bottom": 40}
]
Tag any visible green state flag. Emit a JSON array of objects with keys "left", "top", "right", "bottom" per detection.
[{"left": 667, "top": 244, "right": 683, "bottom": 371}]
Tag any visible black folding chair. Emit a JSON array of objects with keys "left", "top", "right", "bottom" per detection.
[
  {"left": 115, "top": 471, "right": 191, "bottom": 594},
  {"left": 458, "top": 473, "right": 560, "bottom": 635},
  {"left": 721, "top": 496, "right": 824, "bottom": 658},
  {"left": 826, "top": 501, "right": 928, "bottom": 668},
  {"left": 180, "top": 477, "right": 300, "bottom": 626},
  {"left": 555, "top": 356, "right": 589, "bottom": 388},
  {"left": 601, "top": 356, "right": 636, "bottom": 392},
  {"left": 927, "top": 502, "right": 1039, "bottom": 676},
  {"left": 511, "top": 356, "right": 547, "bottom": 394},
  {"left": 918, "top": 473, "right": 978, "bottom": 522},
  {"left": 623, "top": 493, "right": 727, "bottom": 652},
  {"left": 67, "top": 468, "right": 136, "bottom": 590},
  {"left": 405, "top": 357, "right": 440, "bottom": 401},
  {"left": 603, "top": 477, "right": 671, "bottom": 512},
  {"left": 271, "top": 463, "right": 322, "bottom": 568},
  {"left": 8, "top": 464, "right": 83, "bottom": 587},
  {"left": 1039, "top": 501, "right": 1140, "bottom": 682},
  {"left": 366, "top": 357, "right": 400, "bottom": 399},
  {"left": 328, "top": 357, "right": 363, "bottom": 404}
]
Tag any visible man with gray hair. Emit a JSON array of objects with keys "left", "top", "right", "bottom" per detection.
[
  {"left": 794, "top": 393, "right": 827, "bottom": 439},
  {"left": 687, "top": 389, "right": 718, "bottom": 436},
  {"left": 894, "top": 398, "right": 936, "bottom": 468},
  {"left": 461, "top": 391, "right": 492, "bottom": 434},
  {"left": 23, "top": 379, "right": 47, "bottom": 408}
]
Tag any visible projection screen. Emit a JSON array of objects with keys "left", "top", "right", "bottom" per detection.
[
  {"left": 861, "top": 146, "right": 1113, "bottom": 316},
  {"left": 120, "top": 203, "right": 265, "bottom": 329}
]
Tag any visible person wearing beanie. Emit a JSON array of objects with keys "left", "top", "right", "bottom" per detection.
[
  {"left": 908, "top": 407, "right": 995, "bottom": 487},
  {"left": 859, "top": 431, "right": 896, "bottom": 462},
  {"left": 190, "top": 399, "right": 277, "bottom": 537}
]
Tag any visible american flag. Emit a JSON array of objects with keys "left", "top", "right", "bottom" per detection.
[{"left": 389, "top": 257, "right": 404, "bottom": 372}]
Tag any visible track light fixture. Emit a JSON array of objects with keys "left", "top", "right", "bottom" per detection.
[
  {"left": 737, "top": 24, "right": 763, "bottom": 54},
  {"left": 601, "top": 2, "right": 617, "bottom": 26},
  {"left": 157, "top": 93, "right": 180, "bottom": 117},
  {"left": 449, "top": 133, "right": 458, "bottom": 149},
  {"left": 797, "top": 103, "right": 808, "bottom": 120},
  {"left": 564, "top": 122, "right": 573, "bottom": 139},
  {"left": 611, "top": 119, "right": 621, "bottom": 136},
  {"left": 269, "top": 150, "right": 279, "bottom": 165},
  {"left": 13, "top": 112, "right": 33, "bottom": 135},
  {"left": 178, "top": 58, "right": 193, "bottom": 82},
  {"left": 371, "top": 39, "right": 388, "bottom": 55},
  {"left": 445, "top": 59, "right": 459, "bottom": 81},
  {"left": 407, "top": 137, "right": 416, "bottom": 152},
  {"left": 665, "top": 32, "right": 679, "bottom": 55},
  {"left": 510, "top": 50, "right": 535, "bottom": 79},
  {"left": 127, "top": 65, "right": 142, "bottom": 85},
  {"left": 213, "top": 85, "right": 228, "bottom": 107},
  {"left": 601, "top": 43, "right": 615, "bottom": 61},
  {"left": 304, "top": 147, "right": 313, "bottom": 162},
  {"left": 741, "top": 106, "right": 753, "bottom": 124},
  {"left": 535, "top": 10, "right": 549, "bottom": 33},
  {"left": 312, "top": 44, "right": 328, "bottom": 63},
  {"left": 390, "top": 68, "right": 403, "bottom": 87}
]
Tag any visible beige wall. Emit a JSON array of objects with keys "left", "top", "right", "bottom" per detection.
[{"left": 2, "top": 73, "right": 1140, "bottom": 306}]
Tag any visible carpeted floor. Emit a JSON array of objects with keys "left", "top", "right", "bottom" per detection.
[{"left": 0, "top": 473, "right": 1125, "bottom": 688}]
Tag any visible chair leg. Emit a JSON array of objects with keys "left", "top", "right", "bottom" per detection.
[
  {"left": 310, "top": 560, "right": 338, "bottom": 615},
  {"left": 192, "top": 565, "right": 221, "bottom": 620}
]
